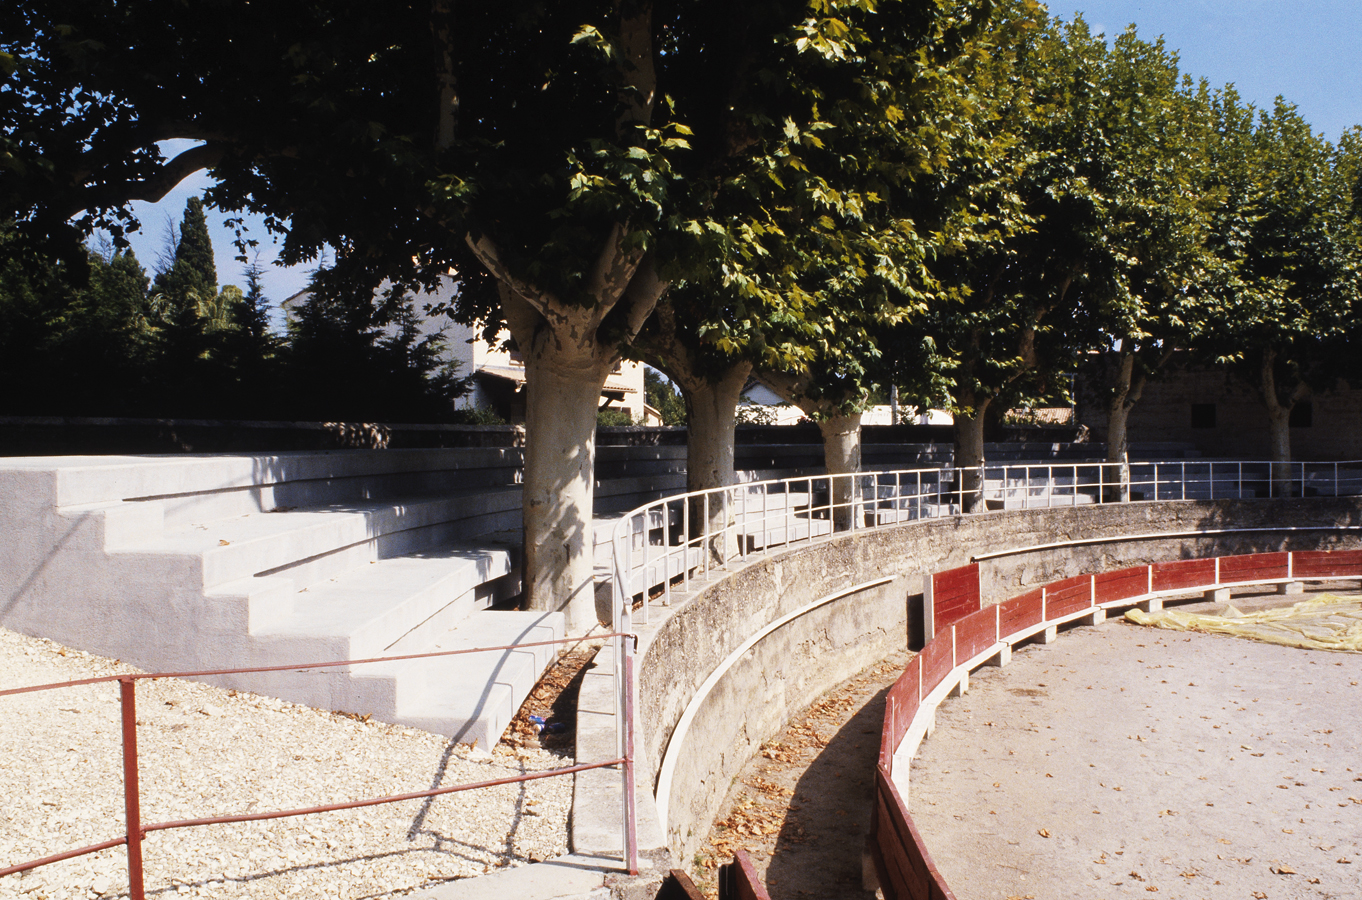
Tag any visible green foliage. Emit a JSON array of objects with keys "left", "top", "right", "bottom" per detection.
[
  {"left": 0, "top": 220, "right": 471, "bottom": 421},
  {"left": 153, "top": 197, "right": 218, "bottom": 305},
  {"left": 735, "top": 403, "right": 780, "bottom": 426},
  {"left": 448, "top": 406, "right": 507, "bottom": 426},
  {"left": 1199, "top": 94, "right": 1362, "bottom": 411},
  {"left": 596, "top": 408, "right": 636, "bottom": 427},
  {"left": 644, "top": 367, "right": 686, "bottom": 426}
]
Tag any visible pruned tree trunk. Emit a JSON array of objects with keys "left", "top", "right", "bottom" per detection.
[
  {"left": 1103, "top": 345, "right": 1171, "bottom": 502},
  {"left": 754, "top": 369, "right": 865, "bottom": 532},
  {"left": 1105, "top": 353, "right": 1139, "bottom": 502},
  {"left": 521, "top": 350, "right": 614, "bottom": 631},
  {"left": 1259, "top": 346, "right": 1308, "bottom": 498},
  {"left": 819, "top": 412, "right": 863, "bottom": 531},
  {"left": 681, "top": 363, "right": 751, "bottom": 495},
  {"left": 678, "top": 361, "right": 751, "bottom": 563},
  {"left": 468, "top": 230, "right": 666, "bottom": 633},
  {"left": 953, "top": 395, "right": 990, "bottom": 513},
  {"left": 632, "top": 296, "right": 753, "bottom": 565}
]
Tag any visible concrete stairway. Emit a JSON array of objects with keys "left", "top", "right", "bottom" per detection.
[{"left": 0, "top": 450, "right": 559, "bottom": 748}]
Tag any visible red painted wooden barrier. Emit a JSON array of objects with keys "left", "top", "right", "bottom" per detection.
[
  {"left": 931, "top": 564, "right": 980, "bottom": 634},
  {"left": 955, "top": 606, "right": 998, "bottom": 662},
  {"left": 1292, "top": 549, "right": 1362, "bottom": 579},
  {"left": 1150, "top": 557, "right": 1217, "bottom": 592},
  {"left": 1045, "top": 574, "right": 1092, "bottom": 617},
  {"left": 882, "top": 658, "right": 921, "bottom": 767},
  {"left": 1094, "top": 566, "right": 1149, "bottom": 605},
  {"left": 1219, "top": 551, "right": 1289, "bottom": 584},
  {"left": 658, "top": 868, "right": 705, "bottom": 900},
  {"left": 997, "top": 588, "right": 1044, "bottom": 636},
  {"left": 871, "top": 768, "right": 957, "bottom": 900},
  {"left": 719, "top": 849, "right": 773, "bottom": 900}
]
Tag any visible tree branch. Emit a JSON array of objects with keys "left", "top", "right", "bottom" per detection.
[
  {"left": 614, "top": 0, "right": 657, "bottom": 137},
  {"left": 464, "top": 232, "right": 557, "bottom": 318},
  {"left": 618, "top": 252, "right": 667, "bottom": 342},
  {"left": 63, "top": 143, "right": 226, "bottom": 218},
  {"left": 432, "top": 0, "right": 459, "bottom": 150},
  {"left": 584, "top": 222, "right": 646, "bottom": 326}
]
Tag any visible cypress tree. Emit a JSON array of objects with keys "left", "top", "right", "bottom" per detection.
[{"left": 153, "top": 196, "right": 217, "bottom": 305}]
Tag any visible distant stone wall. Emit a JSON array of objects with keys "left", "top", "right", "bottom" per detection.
[{"left": 1074, "top": 365, "right": 1362, "bottom": 460}]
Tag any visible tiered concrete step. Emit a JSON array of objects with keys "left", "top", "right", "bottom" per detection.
[
  {"left": 222, "top": 607, "right": 562, "bottom": 748},
  {"left": 1, "top": 451, "right": 562, "bottom": 748}
]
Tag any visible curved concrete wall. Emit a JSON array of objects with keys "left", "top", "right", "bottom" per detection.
[{"left": 635, "top": 497, "right": 1362, "bottom": 864}]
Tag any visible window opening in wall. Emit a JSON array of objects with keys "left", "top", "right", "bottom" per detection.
[
  {"left": 1290, "top": 401, "right": 1313, "bottom": 428},
  {"left": 1190, "top": 403, "right": 1216, "bottom": 429}
]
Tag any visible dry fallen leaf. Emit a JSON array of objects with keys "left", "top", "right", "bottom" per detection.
[
  {"left": 1038, "top": 828, "right": 1050, "bottom": 838},
  {"left": 1271, "top": 864, "right": 1296, "bottom": 875}
]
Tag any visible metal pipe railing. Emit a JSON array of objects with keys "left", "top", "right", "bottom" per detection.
[
  {"left": 609, "top": 459, "right": 1362, "bottom": 625},
  {"left": 1, "top": 631, "right": 640, "bottom": 892}
]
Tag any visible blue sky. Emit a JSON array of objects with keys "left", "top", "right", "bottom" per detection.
[
  {"left": 1059, "top": 1, "right": 1362, "bottom": 141},
  {"left": 119, "top": 1, "right": 1362, "bottom": 302}
]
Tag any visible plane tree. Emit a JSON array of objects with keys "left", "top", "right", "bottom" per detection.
[
  {"left": 899, "top": 4, "right": 1110, "bottom": 511},
  {"left": 1201, "top": 97, "right": 1362, "bottom": 478},
  {"left": 1066, "top": 34, "right": 1226, "bottom": 496}
]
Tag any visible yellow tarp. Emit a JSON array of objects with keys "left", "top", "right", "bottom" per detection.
[{"left": 1124, "top": 594, "right": 1362, "bottom": 652}]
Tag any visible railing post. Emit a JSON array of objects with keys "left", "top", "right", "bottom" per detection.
[
  {"left": 119, "top": 677, "right": 146, "bottom": 900},
  {"left": 682, "top": 496, "right": 690, "bottom": 594},
  {"left": 622, "top": 635, "right": 639, "bottom": 876}
]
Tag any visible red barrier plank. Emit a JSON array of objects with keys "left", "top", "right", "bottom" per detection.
[
  {"left": 997, "top": 589, "right": 1044, "bottom": 638},
  {"left": 955, "top": 607, "right": 997, "bottom": 662},
  {"left": 1045, "top": 575, "right": 1092, "bottom": 617},
  {"left": 932, "top": 564, "right": 980, "bottom": 633},
  {"left": 659, "top": 869, "right": 706, "bottom": 900},
  {"left": 1292, "top": 549, "right": 1362, "bottom": 579},
  {"left": 876, "top": 792, "right": 927, "bottom": 898},
  {"left": 1151, "top": 558, "right": 1216, "bottom": 592},
  {"left": 1219, "top": 551, "right": 1289, "bottom": 585},
  {"left": 876, "top": 769, "right": 958, "bottom": 900},
  {"left": 919, "top": 631, "right": 954, "bottom": 696},
  {"left": 1094, "top": 566, "right": 1149, "bottom": 605},
  {"left": 720, "top": 849, "right": 773, "bottom": 900},
  {"left": 882, "top": 659, "right": 921, "bottom": 764}
]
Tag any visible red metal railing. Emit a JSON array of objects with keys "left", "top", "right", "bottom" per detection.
[{"left": 0, "top": 631, "right": 640, "bottom": 897}]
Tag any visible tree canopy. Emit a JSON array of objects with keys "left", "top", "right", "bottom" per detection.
[{"left": 5, "top": 1, "right": 1360, "bottom": 624}]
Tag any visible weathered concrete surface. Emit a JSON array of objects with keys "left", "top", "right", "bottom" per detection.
[
  {"left": 630, "top": 497, "right": 1362, "bottom": 868},
  {"left": 968, "top": 497, "right": 1362, "bottom": 603}
]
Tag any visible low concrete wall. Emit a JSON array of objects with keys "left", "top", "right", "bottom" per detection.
[{"left": 636, "top": 497, "right": 1362, "bottom": 865}]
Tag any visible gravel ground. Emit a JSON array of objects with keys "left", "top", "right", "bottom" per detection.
[
  {"left": 0, "top": 627, "right": 572, "bottom": 900},
  {"left": 910, "top": 613, "right": 1362, "bottom": 900}
]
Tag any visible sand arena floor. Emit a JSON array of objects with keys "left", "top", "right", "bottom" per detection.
[{"left": 909, "top": 601, "right": 1362, "bottom": 900}]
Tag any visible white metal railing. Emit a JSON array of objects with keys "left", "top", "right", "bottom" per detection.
[{"left": 608, "top": 458, "right": 1362, "bottom": 635}]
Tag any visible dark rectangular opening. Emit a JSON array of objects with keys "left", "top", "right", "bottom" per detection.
[
  {"left": 1290, "top": 401, "right": 1313, "bottom": 428},
  {"left": 1190, "top": 403, "right": 1216, "bottom": 429}
]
